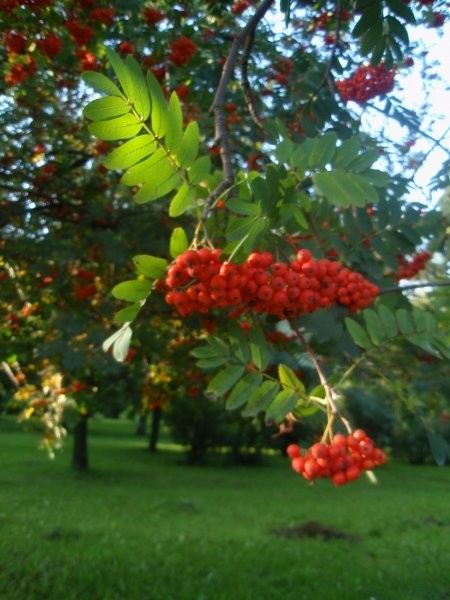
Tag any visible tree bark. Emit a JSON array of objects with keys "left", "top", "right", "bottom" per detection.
[
  {"left": 72, "top": 413, "right": 89, "bottom": 470},
  {"left": 149, "top": 407, "right": 161, "bottom": 453},
  {"left": 135, "top": 413, "right": 147, "bottom": 436}
]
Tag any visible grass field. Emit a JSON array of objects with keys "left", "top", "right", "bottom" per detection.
[{"left": 0, "top": 416, "right": 449, "bottom": 600}]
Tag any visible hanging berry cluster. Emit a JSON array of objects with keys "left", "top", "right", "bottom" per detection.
[
  {"left": 163, "top": 248, "right": 380, "bottom": 318},
  {"left": 287, "top": 430, "right": 387, "bottom": 486},
  {"left": 395, "top": 251, "right": 431, "bottom": 280},
  {"left": 336, "top": 63, "right": 395, "bottom": 104}
]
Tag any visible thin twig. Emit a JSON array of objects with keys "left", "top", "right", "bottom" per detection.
[
  {"left": 241, "top": 29, "right": 265, "bottom": 132},
  {"left": 204, "top": 0, "right": 274, "bottom": 219},
  {"left": 379, "top": 280, "right": 450, "bottom": 295}
]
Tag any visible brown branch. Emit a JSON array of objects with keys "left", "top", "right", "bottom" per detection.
[
  {"left": 203, "top": 0, "right": 274, "bottom": 219},
  {"left": 379, "top": 280, "right": 450, "bottom": 295},
  {"left": 241, "top": 29, "right": 265, "bottom": 133}
]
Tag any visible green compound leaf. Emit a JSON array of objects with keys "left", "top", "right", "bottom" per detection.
[
  {"left": 248, "top": 326, "right": 270, "bottom": 371},
  {"left": 169, "top": 227, "right": 189, "bottom": 259},
  {"left": 169, "top": 182, "right": 197, "bottom": 217},
  {"left": 333, "top": 136, "right": 361, "bottom": 168},
  {"left": 103, "top": 135, "right": 157, "bottom": 170},
  {"left": 135, "top": 171, "right": 181, "bottom": 203},
  {"left": 146, "top": 70, "right": 169, "bottom": 138},
  {"left": 206, "top": 365, "right": 246, "bottom": 397},
  {"left": 313, "top": 170, "right": 378, "bottom": 207},
  {"left": 228, "top": 321, "right": 251, "bottom": 365},
  {"left": 363, "top": 309, "right": 386, "bottom": 345},
  {"left": 278, "top": 364, "right": 305, "bottom": 394},
  {"left": 173, "top": 121, "right": 199, "bottom": 168},
  {"left": 395, "top": 308, "right": 415, "bottom": 335},
  {"left": 242, "top": 380, "right": 280, "bottom": 417},
  {"left": 165, "top": 92, "right": 183, "bottom": 149},
  {"left": 266, "top": 389, "right": 298, "bottom": 423},
  {"left": 125, "top": 55, "right": 151, "bottom": 121},
  {"left": 81, "top": 71, "right": 123, "bottom": 97},
  {"left": 308, "top": 131, "right": 337, "bottom": 169},
  {"left": 188, "top": 156, "right": 211, "bottom": 186},
  {"left": 111, "top": 279, "right": 152, "bottom": 302},
  {"left": 105, "top": 46, "right": 134, "bottom": 99},
  {"left": 132, "top": 255, "right": 167, "bottom": 279},
  {"left": 83, "top": 96, "right": 131, "bottom": 121},
  {"left": 225, "top": 372, "right": 263, "bottom": 410},
  {"left": 88, "top": 114, "right": 143, "bottom": 141},
  {"left": 121, "top": 147, "right": 174, "bottom": 186},
  {"left": 345, "top": 317, "right": 374, "bottom": 350},
  {"left": 377, "top": 304, "right": 397, "bottom": 339}
]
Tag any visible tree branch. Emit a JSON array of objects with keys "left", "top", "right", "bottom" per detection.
[
  {"left": 203, "top": 0, "right": 274, "bottom": 219},
  {"left": 379, "top": 280, "right": 450, "bottom": 295}
]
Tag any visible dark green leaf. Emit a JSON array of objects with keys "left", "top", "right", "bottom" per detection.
[
  {"left": 197, "top": 356, "right": 230, "bottom": 369},
  {"left": 363, "top": 309, "right": 386, "bottom": 345},
  {"left": 333, "top": 136, "right": 361, "bottom": 168},
  {"left": 228, "top": 321, "right": 251, "bottom": 365},
  {"left": 266, "top": 389, "right": 298, "bottom": 423},
  {"left": 385, "top": 0, "right": 416, "bottom": 24},
  {"left": 242, "top": 381, "right": 280, "bottom": 417},
  {"left": 396, "top": 308, "right": 414, "bottom": 335},
  {"left": 345, "top": 317, "right": 373, "bottom": 350},
  {"left": 377, "top": 304, "right": 397, "bottom": 338},
  {"left": 226, "top": 372, "right": 263, "bottom": 410},
  {"left": 248, "top": 326, "right": 270, "bottom": 370},
  {"left": 206, "top": 365, "right": 246, "bottom": 396},
  {"left": 308, "top": 132, "right": 337, "bottom": 169},
  {"left": 226, "top": 199, "right": 261, "bottom": 216},
  {"left": 346, "top": 149, "right": 380, "bottom": 172}
]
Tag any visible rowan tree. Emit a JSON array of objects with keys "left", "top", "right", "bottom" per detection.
[{"left": 1, "top": 0, "right": 449, "bottom": 477}]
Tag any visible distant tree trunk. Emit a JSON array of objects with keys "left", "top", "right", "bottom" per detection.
[
  {"left": 135, "top": 413, "right": 147, "bottom": 436},
  {"left": 72, "top": 413, "right": 88, "bottom": 470},
  {"left": 149, "top": 406, "right": 161, "bottom": 452}
]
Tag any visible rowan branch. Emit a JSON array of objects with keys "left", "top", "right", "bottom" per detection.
[
  {"left": 241, "top": 29, "right": 265, "bottom": 132},
  {"left": 204, "top": 0, "right": 274, "bottom": 219},
  {"left": 379, "top": 280, "right": 450, "bottom": 295}
]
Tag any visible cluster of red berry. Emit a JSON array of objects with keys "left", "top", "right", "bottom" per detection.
[
  {"left": 336, "top": 63, "right": 395, "bottom": 104},
  {"left": 287, "top": 429, "right": 388, "bottom": 486},
  {"left": 163, "top": 248, "right": 379, "bottom": 318},
  {"left": 395, "top": 251, "right": 431, "bottom": 280}
]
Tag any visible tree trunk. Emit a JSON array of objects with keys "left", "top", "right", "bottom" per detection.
[
  {"left": 135, "top": 413, "right": 147, "bottom": 436},
  {"left": 72, "top": 413, "right": 89, "bottom": 470},
  {"left": 149, "top": 406, "right": 161, "bottom": 452}
]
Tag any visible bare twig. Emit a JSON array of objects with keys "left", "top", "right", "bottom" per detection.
[
  {"left": 241, "top": 29, "right": 265, "bottom": 132},
  {"left": 379, "top": 280, "right": 450, "bottom": 295},
  {"left": 204, "top": 0, "right": 274, "bottom": 219}
]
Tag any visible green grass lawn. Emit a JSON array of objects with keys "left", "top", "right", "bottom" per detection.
[{"left": 0, "top": 417, "right": 449, "bottom": 600}]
